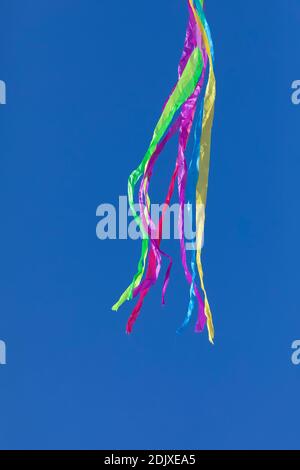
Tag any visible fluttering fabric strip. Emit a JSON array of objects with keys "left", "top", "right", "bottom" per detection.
[
  {"left": 189, "top": 0, "right": 216, "bottom": 342},
  {"left": 112, "top": 0, "right": 216, "bottom": 341},
  {"left": 112, "top": 46, "right": 204, "bottom": 311},
  {"left": 116, "top": 27, "right": 194, "bottom": 329},
  {"left": 126, "top": 9, "right": 208, "bottom": 332}
]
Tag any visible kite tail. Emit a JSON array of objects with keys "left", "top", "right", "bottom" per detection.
[
  {"left": 125, "top": 8, "right": 204, "bottom": 332},
  {"left": 189, "top": 0, "right": 216, "bottom": 341},
  {"left": 112, "top": 0, "right": 216, "bottom": 341}
]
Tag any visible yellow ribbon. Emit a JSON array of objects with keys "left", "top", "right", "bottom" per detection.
[{"left": 188, "top": 0, "right": 216, "bottom": 343}]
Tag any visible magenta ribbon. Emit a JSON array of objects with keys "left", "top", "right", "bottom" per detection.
[{"left": 126, "top": 9, "right": 208, "bottom": 333}]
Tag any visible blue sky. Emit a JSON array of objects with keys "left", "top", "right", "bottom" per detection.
[{"left": 0, "top": 0, "right": 299, "bottom": 450}]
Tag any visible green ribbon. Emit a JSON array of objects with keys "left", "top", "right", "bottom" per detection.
[{"left": 113, "top": 47, "right": 204, "bottom": 311}]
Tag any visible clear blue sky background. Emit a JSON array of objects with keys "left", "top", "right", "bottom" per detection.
[{"left": 0, "top": 0, "right": 299, "bottom": 450}]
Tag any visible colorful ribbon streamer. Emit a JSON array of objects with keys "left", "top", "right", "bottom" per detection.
[{"left": 112, "top": 0, "right": 216, "bottom": 342}]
